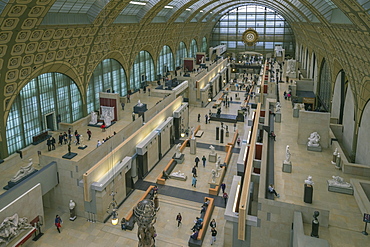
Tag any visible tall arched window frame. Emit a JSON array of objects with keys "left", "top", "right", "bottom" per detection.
[
  {"left": 189, "top": 39, "right": 198, "bottom": 58},
  {"left": 201, "top": 37, "right": 207, "bottom": 52},
  {"left": 210, "top": 5, "right": 295, "bottom": 56},
  {"left": 318, "top": 59, "right": 331, "bottom": 111},
  {"left": 176, "top": 42, "right": 188, "bottom": 67},
  {"left": 87, "top": 59, "right": 128, "bottom": 113},
  {"left": 130, "top": 51, "right": 155, "bottom": 90},
  {"left": 6, "top": 73, "right": 82, "bottom": 155},
  {"left": 157, "top": 45, "right": 175, "bottom": 77}
]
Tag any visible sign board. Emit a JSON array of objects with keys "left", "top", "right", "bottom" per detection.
[{"left": 363, "top": 213, "right": 370, "bottom": 223}]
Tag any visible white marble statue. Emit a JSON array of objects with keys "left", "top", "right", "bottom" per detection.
[
  {"left": 137, "top": 100, "right": 143, "bottom": 106},
  {"left": 286, "top": 59, "right": 296, "bottom": 74},
  {"left": 190, "top": 126, "right": 195, "bottom": 137},
  {"left": 170, "top": 170, "right": 186, "bottom": 179},
  {"left": 328, "top": 176, "right": 352, "bottom": 188},
  {"left": 211, "top": 169, "right": 216, "bottom": 183},
  {"left": 209, "top": 145, "right": 215, "bottom": 155},
  {"left": 215, "top": 156, "right": 222, "bottom": 177},
  {"left": 305, "top": 175, "right": 314, "bottom": 186},
  {"left": 307, "top": 132, "right": 320, "bottom": 147},
  {"left": 175, "top": 143, "right": 182, "bottom": 158},
  {"left": 0, "top": 213, "right": 32, "bottom": 244},
  {"left": 275, "top": 102, "right": 281, "bottom": 113},
  {"left": 69, "top": 200, "right": 76, "bottom": 220},
  {"left": 333, "top": 148, "right": 338, "bottom": 156},
  {"left": 10, "top": 159, "right": 36, "bottom": 183},
  {"left": 89, "top": 111, "right": 98, "bottom": 125},
  {"left": 101, "top": 106, "right": 114, "bottom": 126},
  {"left": 284, "top": 145, "right": 291, "bottom": 163}
]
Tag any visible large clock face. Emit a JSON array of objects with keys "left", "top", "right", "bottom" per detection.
[{"left": 242, "top": 29, "right": 258, "bottom": 46}]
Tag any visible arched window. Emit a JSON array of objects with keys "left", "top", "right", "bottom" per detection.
[
  {"left": 157, "top": 45, "right": 174, "bottom": 77},
  {"left": 210, "top": 5, "right": 295, "bottom": 55},
  {"left": 318, "top": 59, "right": 331, "bottom": 111},
  {"left": 201, "top": 37, "right": 207, "bottom": 52},
  {"left": 87, "top": 59, "right": 127, "bottom": 113},
  {"left": 176, "top": 42, "right": 188, "bottom": 67},
  {"left": 189, "top": 39, "right": 198, "bottom": 58},
  {"left": 6, "top": 73, "right": 82, "bottom": 155},
  {"left": 130, "top": 51, "right": 155, "bottom": 90}
]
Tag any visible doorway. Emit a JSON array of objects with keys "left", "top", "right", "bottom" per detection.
[{"left": 45, "top": 112, "right": 55, "bottom": 131}]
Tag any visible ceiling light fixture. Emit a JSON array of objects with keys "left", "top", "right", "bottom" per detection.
[
  {"left": 164, "top": 5, "right": 174, "bottom": 9},
  {"left": 129, "top": 1, "right": 147, "bottom": 6},
  {"left": 186, "top": 8, "right": 191, "bottom": 11}
]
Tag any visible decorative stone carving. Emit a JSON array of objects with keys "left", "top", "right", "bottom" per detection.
[
  {"left": 169, "top": 170, "right": 187, "bottom": 181},
  {"left": 101, "top": 106, "right": 114, "bottom": 126},
  {"left": 10, "top": 159, "right": 36, "bottom": 183},
  {"left": 284, "top": 145, "right": 291, "bottom": 163},
  {"left": 89, "top": 111, "right": 97, "bottom": 125},
  {"left": 0, "top": 213, "right": 32, "bottom": 244},
  {"left": 305, "top": 176, "right": 314, "bottom": 186},
  {"left": 211, "top": 169, "right": 216, "bottom": 183},
  {"left": 209, "top": 145, "right": 215, "bottom": 155},
  {"left": 275, "top": 102, "right": 281, "bottom": 113},
  {"left": 134, "top": 199, "right": 157, "bottom": 247},
  {"left": 307, "top": 132, "right": 320, "bottom": 147},
  {"left": 174, "top": 143, "right": 182, "bottom": 158}
]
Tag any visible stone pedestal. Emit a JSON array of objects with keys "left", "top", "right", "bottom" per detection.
[
  {"left": 173, "top": 153, "right": 185, "bottom": 164},
  {"left": 335, "top": 156, "right": 341, "bottom": 170},
  {"left": 190, "top": 138, "right": 196, "bottom": 155},
  {"left": 209, "top": 153, "right": 217, "bottom": 163},
  {"left": 293, "top": 108, "right": 299, "bottom": 118},
  {"left": 282, "top": 161, "right": 292, "bottom": 173},
  {"left": 226, "top": 131, "right": 229, "bottom": 137},
  {"left": 304, "top": 184, "right": 313, "bottom": 203},
  {"left": 307, "top": 145, "right": 322, "bottom": 152},
  {"left": 331, "top": 154, "right": 337, "bottom": 165},
  {"left": 275, "top": 112, "right": 281, "bottom": 123}
]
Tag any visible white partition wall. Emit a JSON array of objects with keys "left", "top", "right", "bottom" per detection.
[
  {"left": 331, "top": 73, "right": 343, "bottom": 120},
  {"left": 298, "top": 111, "right": 330, "bottom": 148},
  {"left": 342, "top": 86, "right": 355, "bottom": 155},
  {"left": 147, "top": 137, "right": 159, "bottom": 171},
  {"left": 356, "top": 100, "right": 370, "bottom": 165}
]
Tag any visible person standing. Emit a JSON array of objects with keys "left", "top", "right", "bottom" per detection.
[
  {"left": 268, "top": 184, "right": 280, "bottom": 198},
  {"left": 197, "top": 113, "right": 201, "bottom": 122},
  {"left": 210, "top": 227, "right": 217, "bottom": 245},
  {"left": 55, "top": 215, "right": 62, "bottom": 233},
  {"left": 87, "top": 129, "right": 92, "bottom": 141},
  {"left": 121, "top": 102, "right": 125, "bottom": 110},
  {"left": 192, "top": 165, "right": 197, "bottom": 177},
  {"left": 47, "top": 138, "right": 52, "bottom": 151},
  {"left": 127, "top": 93, "right": 130, "bottom": 103},
  {"left": 221, "top": 182, "right": 226, "bottom": 194},
  {"left": 75, "top": 132, "right": 80, "bottom": 145},
  {"left": 176, "top": 213, "right": 182, "bottom": 227},
  {"left": 195, "top": 156, "right": 200, "bottom": 167},
  {"left": 51, "top": 137, "right": 56, "bottom": 150},
  {"left": 63, "top": 132, "right": 68, "bottom": 144},
  {"left": 202, "top": 155, "right": 206, "bottom": 167},
  {"left": 191, "top": 174, "right": 197, "bottom": 187},
  {"left": 223, "top": 192, "right": 228, "bottom": 205},
  {"left": 58, "top": 133, "right": 64, "bottom": 145},
  {"left": 205, "top": 114, "right": 208, "bottom": 124},
  {"left": 210, "top": 219, "right": 217, "bottom": 229},
  {"left": 237, "top": 137, "right": 241, "bottom": 146}
]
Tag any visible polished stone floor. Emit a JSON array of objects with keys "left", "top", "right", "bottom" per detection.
[{"left": 3, "top": 76, "right": 370, "bottom": 246}]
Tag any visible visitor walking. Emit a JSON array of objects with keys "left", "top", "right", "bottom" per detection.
[
  {"left": 210, "top": 219, "right": 217, "bottom": 229},
  {"left": 87, "top": 129, "right": 92, "bottom": 140},
  {"left": 192, "top": 174, "right": 197, "bottom": 187},
  {"left": 221, "top": 182, "right": 226, "bottom": 194},
  {"left": 195, "top": 156, "right": 200, "bottom": 167},
  {"left": 55, "top": 215, "right": 62, "bottom": 233},
  {"left": 192, "top": 165, "right": 197, "bottom": 177},
  {"left": 268, "top": 184, "right": 280, "bottom": 198},
  {"left": 202, "top": 155, "right": 206, "bottom": 167},
  {"left": 176, "top": 213, "right": 182, "bottom": 227},
  {"left": 210, "top": 227, "right": 217, "bottom": 245},
  {"left": 223, "top": 192, "right": 228, "bottom": 205},
  {"left": 198, "top": 113, "right": 201, "bottom": 122}
]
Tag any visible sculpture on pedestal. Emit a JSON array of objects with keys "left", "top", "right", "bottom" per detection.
[
  {"left": 101, "top": 106, "right": 114, "bottom": 127},
  {"left": 0, "top": 214, "right": 32, "bottom": 245},
  {"left": 89, "top": 111, "right": 98, "bottom": 125},
  {"left": 311, "top": 211, "right": 320, "bottom": 238},
  {"left": 211, "top": 169, "right": 216, "bottom": 183},
  {"left": 331, "top": 148, "right": 338, "bottom": 165},
  {"left": 134, "top": 199, "right": 157, "bottom": 247},
  {"left": 284, "top": 145, "right": 291, "bottom": 163},
  {"left": 10, "top": 159, "right": 36, "bottom": 183},
  {"left": 307, "top": 132, "right": 320, "bottom": 147},
  {"left": 190, "top": 126, "right": 195, "bottom": 137},
  {"left": 215, "top": 156, "right": 222, "bottom": 177},
  {"left": 69, "top": 200, "right": 76, "bottom": 221},
  {"left": 305, "top": 176, "right": 314, "bottom": 185},
  {"left": 175, "top": 143, "right": 182, "bottom": 158},
  {"left": 275, "top": 102, "right": 281, "bottom": 113},
  {"left": 328, "top": 176, "right": 352, "bottom": 188},
  {"left": 209, "top": 145, "right": 215, "bottom": 155},
  {"left": 137, "top": 100, "right": 143, "bottom": 106}
]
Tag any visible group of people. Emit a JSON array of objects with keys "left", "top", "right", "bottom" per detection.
[
  {"left": 283, "top": 90, "right": 292, "bottom": 100},
  {"left": 96, "top": 131, "right": 116, "bottom": 148},
  {"left": 189, "top": 199, "right": 218, "bottom": 245}
]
